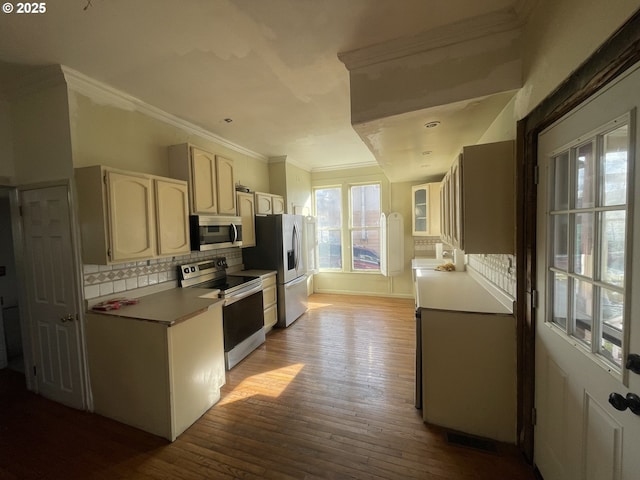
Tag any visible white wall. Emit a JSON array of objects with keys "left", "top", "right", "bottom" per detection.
[
  {"left": 0, "top": 191, "right": 18, "bottom": 308},
  {"left": 311, "top": 166, "right": 414, "bottom": 298},
  {"left": 10, "top": 82, "right": 74, "bottom": 184},
  {"left": 0, "top": 100, "right": 14, "bottom": 183},
  {"left": 68, "top": 90, "right": 270, "bottom": 193},
  {"left": 517, "top": 0, "right": 640, "bottom": 120},
  {"left": 285, "top": 162, "right": 312, "bottom": 215}
]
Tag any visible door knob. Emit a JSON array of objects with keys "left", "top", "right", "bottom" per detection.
[
  {"left": 60, "top": 314, "right": 74, "bottom": 323},
  {"left": 626, "top": 353, "right": 640, "bottom": 375},
  {"left": 608, "top": 392, "right": 640, "bottom": 415}
]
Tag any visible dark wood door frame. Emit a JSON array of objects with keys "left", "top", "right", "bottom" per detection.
[{"left": 517, "top": 8, "right": 640, "bottom": 462}]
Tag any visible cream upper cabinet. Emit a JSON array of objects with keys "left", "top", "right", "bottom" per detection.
[
  {"left": 168, "top": 144, "right": 236, "bottom": 215},
  {"left": 155, "top": 178, "right": 190, "bottom": 256},
  {"left": 255, "top": 192, "right": 273, "bottom": 214},
  {"left": 215, "top": 155, "right": 236, "bottom": 215},
  {"left": 236, "top": 191, "right": 256, "bottom": 248},
  {"left": 411, "top": 182, "right": 441, "bottom": 237},
  {"left": 75, "top": 166, "right": 189, "bottom": 265},
  {"left": 255, "top": 192, "right": 285, "bottom": 215},
  {"left": 107, "top": 170, "right": 156, "bottom": 262},
  {"left": 191, "top": 148, "right": 218, "bottom": 214},
  {"left": 439, "top": 141, "right": 515, "bottom": 254},
  {"left": 272, "top": 195, "right": 285, "bottom": 214}
]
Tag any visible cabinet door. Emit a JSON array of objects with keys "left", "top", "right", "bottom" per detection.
[
  {"left": 191, "top": 148, "right": 218, "bottom": 214},
  {"left": 450, "top": 156, "right": 462, "bottom": 250},
  {"left": 440, "top": 175, "right": 450, "bottom": 244},
  {"left": 255, "top": 193, "right": 273, "bottom": 214},
  {"left": 263, "top": 283, "right": 277, "bottom": 308},
  {"left": 106, "top": 171, "right": 156, "bottom": 261},
  {"left": 272, "top": 195, "right": 285, "bottom": 214},
  {"left": 460, "top": 141, "right": 515, "bottom": 254},
  {"left": 412, "top": 184, "right": 428, "bottom": 236},
  {"left": 215, "top": 155, "right": 236, "bottom": 215},
  {"left": 155, "top": 178, "right": 190, "bottom": 256},
  {"left": 264, "top": 304, "right": 278, "bottom": 331},
  {"left": 236, "top": 192, "right": 256, "bottom": 248},
  {"left": 428, "top": 182, "right": 441, "bottom": 237}
]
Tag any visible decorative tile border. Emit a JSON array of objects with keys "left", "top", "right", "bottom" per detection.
[
  {"left": 467, "top": 254, "right": 516, "bottom": 299},
  {"left": 83, "top": 248, "right": 244, "bottom": 299}
]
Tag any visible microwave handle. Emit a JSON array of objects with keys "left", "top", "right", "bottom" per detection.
[{"left": 230, "top": 223, "right": 238, "bottom": 243}]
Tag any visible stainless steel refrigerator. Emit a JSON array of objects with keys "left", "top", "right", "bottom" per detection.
[{"left": 242, "top": 214, "right": 308, "bottom": 327}]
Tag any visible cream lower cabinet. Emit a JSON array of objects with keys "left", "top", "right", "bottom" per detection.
[
  {"left": 262, "top": 273, "right": 278, "bottom": 332},
  {"left": 75, "top": 166, "right": 189, "bottom": 265},
  {"left": 86, "top": 303, "right": 225, "bottom": 441},
  {"left": 168, "top": 144, "right": 236, "bottom": 215},
  {"left": 236, "top": 191, "right": 256, "bottom": 248}
]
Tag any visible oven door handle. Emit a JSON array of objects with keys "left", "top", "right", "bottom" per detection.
[{"left": 224, "top": 283, "right": 263, "bottom": 306}]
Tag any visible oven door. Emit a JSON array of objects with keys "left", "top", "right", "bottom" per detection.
[
  {"left": 190, "top": 215, "right": 243, "bottom": 251},
  {"left": 222, "top": 290, "right": 264, "bottom": 352}
]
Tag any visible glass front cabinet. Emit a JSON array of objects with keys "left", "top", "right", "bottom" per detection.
[{"left": 411, "top": 182, "right": 441, "bottom": 236}]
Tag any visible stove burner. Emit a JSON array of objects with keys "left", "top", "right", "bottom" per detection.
[{"left": 178, "top": 258, "right": 261, "bottom": 297}]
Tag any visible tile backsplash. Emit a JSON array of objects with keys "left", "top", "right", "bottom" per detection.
[
  {"left": 83, "top": 248, "right": 243, "bottom": 300},
  {"left": 467, "top": 254, "right": 516, "bottom": 299},
  {"left": 413, "top": 237, "right": 443, "bottom": 256}
]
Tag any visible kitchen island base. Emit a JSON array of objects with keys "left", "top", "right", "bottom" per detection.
[{"left": 86, "top": 302, "right": 225, "bottom": 441}]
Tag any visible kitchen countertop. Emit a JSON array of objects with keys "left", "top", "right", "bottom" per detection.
[
  {"left": 415, "top": 268, "right": 513, "bottom": 314},
  {"left": 239, "top": 269, "right": 277, "bottom": 279},
  {"left": 88, "top": 287, "right": 224, "bottom": 326}
]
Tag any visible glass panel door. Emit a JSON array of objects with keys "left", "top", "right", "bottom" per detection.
[{"left": 546, "top": 119, "right": 630, "bottom": 370}]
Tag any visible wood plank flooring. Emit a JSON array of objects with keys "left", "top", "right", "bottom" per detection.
[{"left": 0, "top": 294, "right": 535, "bottom": 479}]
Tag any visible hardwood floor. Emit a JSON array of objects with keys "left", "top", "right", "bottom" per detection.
[{"left": 0, "top": 294, "right": 535, "bottom": 479}]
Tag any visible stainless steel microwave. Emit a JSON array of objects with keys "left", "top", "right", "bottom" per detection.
[{"left": 189, "top": 215, "right": 243, "bottom": 251}]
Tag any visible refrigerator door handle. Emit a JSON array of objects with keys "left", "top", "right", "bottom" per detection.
[
  {"left": 293, "top": 224, "right": 300, "bottom": 270},
  {"left": 286, "top": 274, "right": 307, "bottom": 287}
]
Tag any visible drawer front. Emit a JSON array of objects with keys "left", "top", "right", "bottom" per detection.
[
  {"left": 263, "top": 284, "right": 277, "bottom": 307},
  {"left": 264, "top": 304, "right": 278, "bottom": 330},
  {"left": 262, "top": 274, "right": 276, "bottom": 288}
]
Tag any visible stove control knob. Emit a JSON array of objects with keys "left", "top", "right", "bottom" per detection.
[
  {"left": 183, "top": 268, "right": 189, "bottom": 274},
  {"left": 190, "top": 266, "right": 196, "bottom": 272}
]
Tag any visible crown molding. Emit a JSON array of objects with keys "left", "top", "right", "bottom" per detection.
[
  {"left": 268, "top": 155, "right": 313, "bottom": 172},
  {"left": 268, "top": 155, "right": 288, "bottom": 164},
  {"left": 338, "top": 7, "right": 525, "bottom": 71},
  {"left": 61, "top": 66, "right": 269, "bottom": 163},
  {"left": 311, "top": 160, "right": 378, "bottom": 173}
]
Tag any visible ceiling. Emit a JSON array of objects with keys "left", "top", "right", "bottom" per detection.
[{"left": 0, "top": 0, "right": 530, "bottom": 182}]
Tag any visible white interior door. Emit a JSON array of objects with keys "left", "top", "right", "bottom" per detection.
[
  {"left": 535, "top": 63, "right": 640, "bottom": 480},
  {"left": 21, "top": 185, "right": 85, "bottom": 409}
]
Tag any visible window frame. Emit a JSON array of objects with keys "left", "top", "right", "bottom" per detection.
[
  {"left": 312, "top": 181, "right": 383, "bottom": 274},
  {"left": 313, "top": 186, "right": 343, "bottom": 271},
  {"left": 348, "top": 182, "right": 382, "bottom": 273},
  {"left": 544, "top": 112, "right": 633, "bottom": 377}
]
